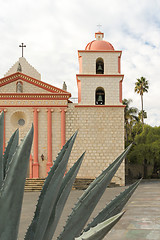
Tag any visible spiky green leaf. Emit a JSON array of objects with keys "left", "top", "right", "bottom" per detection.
[
  {"left": 79, "top": 144, "right": 132, "bottom": 204},
  {"left": 0, "top": 125, "right": 33, "bottom": 240},
  {"left": 43, "top": 152, "right": 85, "bottom": 240},
  {"left": 83, "top": 179, "right": 141, "bottom": 233},
  {"left": 58, "top": 144, "right": 132, "bottom": 240},
  {"left": 3, "top": 129, "right": 19, "bottom": 179},
  {"left": 25, "top": 131, "right": 77, "bottom": 240},
  {"left": 75, "top": 212, "right": 125, "bottom": 240}
]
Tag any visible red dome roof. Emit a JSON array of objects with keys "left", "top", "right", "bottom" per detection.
[{"left": 85, "top": 40, "right": 114, "bottom": 51}]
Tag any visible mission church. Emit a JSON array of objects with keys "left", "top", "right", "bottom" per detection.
[{"left": 0, "top": 32, "right": 125, "bottom": 186}]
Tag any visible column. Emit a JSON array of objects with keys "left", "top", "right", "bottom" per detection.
[
  {"left": 29, "top": 154, "right": 33, "bottom": 179},
  {"left": 118, "top": 56, "right": 121, "bottom": 73},
  {"left": 119, "top": 80, "right": 122, "bottom": 103},
  {"left": 60, "top": 108, "right": 66, "bottom": 149},
  {"left": 33, "top": 108, "right": 39, "bottom": 178},
  {"left": 46, "top": 108, "right": 53, "bottom": 175}
]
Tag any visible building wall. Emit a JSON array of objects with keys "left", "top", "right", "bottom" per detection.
[
  {"left": 4, "top": 57, "right": 41, "bottom": 80},
  {"left": 3, "top": 105, "right": 62, "bottom": 178},
  {"left": 79, "top": 76, "right": 122, "bottom": 105},
  {"left": 79, "top": 52, "right": 121, "bottom": 74},
  {"left": 66, "top": 103, "right": 125, "bottom": 186},
  {"left": 0, "top": 80, "right": 50, "bottom": 93}
]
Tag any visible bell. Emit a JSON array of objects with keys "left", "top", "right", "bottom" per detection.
[
  {"left": 97, "top": 95, "right": 103, "bottom": 104},
  {"left": 97, "top": 63, "right": 103, "bottom": 74}
]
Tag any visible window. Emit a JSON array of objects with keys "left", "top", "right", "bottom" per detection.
[
  {"left": 96, "top": 58, "right": 104, "bottom": 74},
  {"left": 18, "top": 119, "right": 25, "bottom": 126},
  {"left": 95, "top": 87, "right": 105, "bottom": 105},
  {"left": 11, "top": 111, "right": 26, "bottom": 128}
]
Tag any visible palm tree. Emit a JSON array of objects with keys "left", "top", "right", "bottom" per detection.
[
  {"left": 135, "top": 77, "right": 149, "bottom": 125},
  {"left": 122, "top": 98, "right": 139, "bottom": 145}
]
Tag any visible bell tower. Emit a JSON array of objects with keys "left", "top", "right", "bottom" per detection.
[
  {"left": 66, "top": 31, "right": 125, "bottom": 186},
  {"left": 76, "top": 32, "right": 124, "bottom": 106}
]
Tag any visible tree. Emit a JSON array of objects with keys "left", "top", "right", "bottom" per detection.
[
  {"left": 135, "top": 77, "right": 149, "bottom": 125},
  {"left": 122, "top": 98, "right": 139, "bottom": 146},
  {"left": 128, "top": 125, "right": 160, "bottom": 178}
]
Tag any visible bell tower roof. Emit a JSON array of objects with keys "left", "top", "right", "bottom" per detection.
[{"left": 85, "top": 31, "right": 114, "bottom": 51}]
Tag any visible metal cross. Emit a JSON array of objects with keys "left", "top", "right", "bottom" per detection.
[
  {"left": 19, "top": 43, "right": 26, "bottom": 57},
  {"left": 97, "top": 24, "right": 102, "bottom": 31}
]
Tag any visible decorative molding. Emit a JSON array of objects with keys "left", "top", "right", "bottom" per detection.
[
  {"left": 0, "top": 105, "right": 68, "bottom": 108},
  {"left": 33, "top": 108, "right": 40, "bottom": 112},
  {"left": 0, "top": 108, "right": 7, "bottom": 112},
  {"left": 0, "top": 93, "right": 70, "bottom": 100},
  {"left": 75, "top": 105, "right": 126, "bottom": 108},
  {"left": 0, "top": 72, "right": 71, "bottom": 97},
  {"left": 60, "top": 107, "right": 67, "bottom": 113},
  {"left": 76, "top": 74, "right": 124, "bottom": 78},
  {"left": 46, "top": 108, "right": 54, "bottom": 112},
  {"left": 78, "top": 50, "right": 122, "bottom": 54}
]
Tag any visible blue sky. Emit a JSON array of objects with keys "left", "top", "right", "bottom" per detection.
[{"left": 0, "top": 0, "right": 160, "bottom": 126}]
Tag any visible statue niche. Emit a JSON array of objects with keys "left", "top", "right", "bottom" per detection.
[{"left": 16, "top": 81, "right": 23, "bottom": 93}]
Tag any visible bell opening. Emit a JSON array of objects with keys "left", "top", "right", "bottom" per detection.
[
  {"left": 95, "top": 87, "right": 105, "bottom": 105},
  {"left": 96, "top": 58, "right": 104, "bottom": 74}
]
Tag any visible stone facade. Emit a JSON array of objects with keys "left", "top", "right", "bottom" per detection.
[
  {"left": 0, "top": 32, "right": 125, "bottom": 185},
  {"left": 78, "top": 76, "right": 122, "bottom": 105},
  {"left": 66, "top": 104, "right": 125, "bottom": 185},
  {"left": 78, "top": 52, "right": 120, "bottom": 74}
]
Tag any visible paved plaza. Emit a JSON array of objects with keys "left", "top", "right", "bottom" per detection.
[{"left": 18, "top": 180, "right": 160, "bottom": 240}]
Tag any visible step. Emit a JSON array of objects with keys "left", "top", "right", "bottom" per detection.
[
  {"left": 25, "top": 178, "right": 45, "bottom": 192},
  {"left": 25, "top": 178, "right": 119, "bottom": 192}
]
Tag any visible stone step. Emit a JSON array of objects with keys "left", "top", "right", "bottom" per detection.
[
  {"left": 25, "top": 178, "right": 119, "bottom": 192},
  {"left": 25, "top": 178, "right": 45, "bottom": 192}
]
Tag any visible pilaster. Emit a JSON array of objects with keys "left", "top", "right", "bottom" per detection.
[
  {"left": 46, "top": 108, "right": 54, "bottom": 175},
  {"left": 29, "top": 154, "right": 33, "bottom": 179},
  {"left": 33, "top": 108, "right": 39, "bottom": 178},
  {"left": 60, "top": 108, "right": 67, "bottom": 149}
]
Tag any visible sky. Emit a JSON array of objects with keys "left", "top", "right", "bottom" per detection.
[{"left": 0, "top": 0, "right": 160, "bottom": 126}]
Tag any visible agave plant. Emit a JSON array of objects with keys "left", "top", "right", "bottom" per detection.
[{"left": 0, "top": 111, "right": 141, "bottom": 240}]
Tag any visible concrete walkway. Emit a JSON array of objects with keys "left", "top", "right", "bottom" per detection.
[{"left": 18, "top": 180, "right": 160, "bottom": 240}]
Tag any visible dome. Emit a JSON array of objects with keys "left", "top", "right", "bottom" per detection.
[
  {"left": 85, "top": 32, "right": 114, "bottom": 51},
  {"left": 85, "top": 40, "right": 114, "bottom": 51}
]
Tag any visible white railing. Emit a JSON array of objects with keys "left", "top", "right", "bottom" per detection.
[{"left": 69, "top": 97, "right": 78, "bottom": 103}]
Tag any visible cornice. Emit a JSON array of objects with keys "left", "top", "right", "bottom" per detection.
[
  {"left": 0, "top": 72, "right": 71, "bottom": 96},
  {"left": 0, "top": 93, "right": 70, "bottom": 100},
  {"left": 76, "top": 74, "right": 124, "bottom": 83},
  {"left": 75, "top": 105, "right": 125, "bottom": 108},
  {"left": 78, "top": 50, "right": 122, "bottom": 53}
]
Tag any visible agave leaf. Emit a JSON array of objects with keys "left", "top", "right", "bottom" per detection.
[
  {"left": 24, "top": 136, "right": 74, "bottom": 240},
  {"left": 75, "top": 212, "right": 125, "bottom": 240},
  {"left": 0, "top": 111, "right": 4, "bottom": 188},
  {"left": 43, "top": 152, "right": 85, "bottom": 240},
  {"left": 0, "top": 125, "right": 33, "bottom": 240},
  {"left": 25, "top": 131, "right": 78, "bottom": 240},
  {"left": 79, "top": 144, "right": 132, "bottom": 204},
  {"left": 25, "top": 131, "right": 77, "bottom": 240},
  {"left": 83, "top": 178, "right": 141, "bottom": 233},
  {"left": 58, "top": 144, "right": 132, "bottom": 240},
  {"left": 3, "top": 129, "right": 19, "bottom": 179}
]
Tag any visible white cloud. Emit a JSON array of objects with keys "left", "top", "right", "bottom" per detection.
[{"left": 0, "top": 0, "right": 160, "bottom": 125}]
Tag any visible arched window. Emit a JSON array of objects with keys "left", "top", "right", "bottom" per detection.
[
  {"left": 16, "top": 81, "right": 23, "bottom": 93},
  {"left": 96, "top": 58, "right": 104, "bottom": 74},
  {"left": 95, "top": 87, "right": 105, "bottom": 105}
]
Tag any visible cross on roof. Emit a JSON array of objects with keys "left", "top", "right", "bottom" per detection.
[
  {"left": 19, "top": 43, "right": 26, "bottom": 57},
  {"left": 97, "top": 24, "right": 102, "bottom": 31}
]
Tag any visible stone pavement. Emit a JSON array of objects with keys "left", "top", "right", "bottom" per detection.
[{"left": 18, "top": 180, "right": 160, "bottom": 240}]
